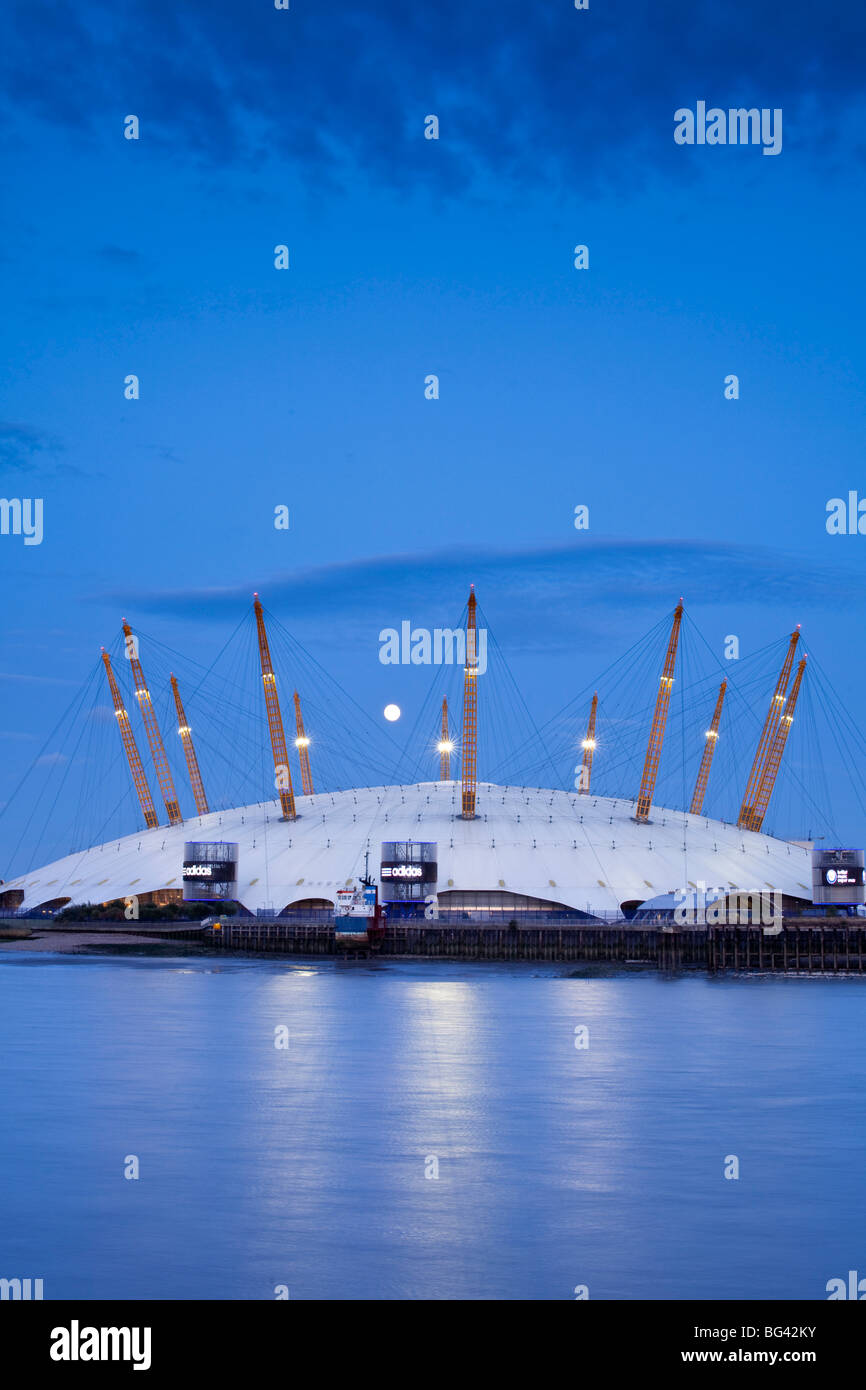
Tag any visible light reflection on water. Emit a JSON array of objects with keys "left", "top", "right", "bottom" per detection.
[{"left": 1, "top": 953, "right": 864, "bottom": 1301}]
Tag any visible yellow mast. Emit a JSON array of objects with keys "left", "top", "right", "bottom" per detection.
[
  {"left": 460, "top": 588, "right": 478, "bottom": 818},
  {"left": 737, "top": 629, "right": 800, "bottom": 829},
  {"left": 745, "top": 658, "right": 807, "bottom": 833},
  {"left": 438, "top": 696, "right": 453, "bottom": 780},
  {"left": 689, "top": 680, "right": 726, "bottom": 816},
  {"left": 578, "top": 693, "right": 598, "bottom": 795},
  {"left": 635, "top": 603, "right": 684, "bottom": 822},
  {"left": 171, "top": 674, "right": 209, "bottom": 816},
  {"left": 293, "top": 691, "right": 314, "bottom": 796},
  {"left": 253, "top": 594, "right": 296, "bottom": 820},
  {"left": 101, "top": 649, "right": 159, "bottom": 829},
  {"left": 122, "top": 621, "right": 182, "bottom": 826}
]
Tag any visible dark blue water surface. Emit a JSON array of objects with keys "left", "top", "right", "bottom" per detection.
[{"left": 1, "top": 952, "right": 864, "bottom": 1300}]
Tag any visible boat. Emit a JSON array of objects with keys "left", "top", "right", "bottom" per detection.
[{"left": 334, "top": 877, "right": 386, "bottom": 950}]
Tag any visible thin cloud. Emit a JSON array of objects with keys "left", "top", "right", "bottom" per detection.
[
  {"left": 96, "top": 243, "right": 146, "bottom": 267},
  {"left": 93, "top": 537, "right": 852, "bottom": 651},
  {"left": 0, "top": 421, "right": 62, "bottom": 473},
  {"left": 0, "top": 423, "right": 104, "bottom": 481},
  {"left": 1, "top": 2, "right": 864, "bottom": 195}
]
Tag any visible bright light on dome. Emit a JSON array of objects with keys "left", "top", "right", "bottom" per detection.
[
  {"left": 383, "top": 704, "right": 401, "bottom": 722},
  {"left": 437, "top": 739, "right": 455, "bottom": 753},
  {"left": 295, "top": 736, "right": 310, "bottom": 747}
]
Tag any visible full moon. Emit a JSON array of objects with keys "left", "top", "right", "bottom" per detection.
[{"left": 383, "top": 703, "right": 401, "bottom": 722}]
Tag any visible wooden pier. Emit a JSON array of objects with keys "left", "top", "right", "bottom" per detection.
[
  {"left": 7, "top": 914, "right": 866, "bottom": 973},
  {"left": 198, "top": 916, "right": 866, "bottom": 973}
]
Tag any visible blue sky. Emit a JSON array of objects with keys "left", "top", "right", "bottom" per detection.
[{"left": 2, "top": 1, "right": 866, "bottom": 873}]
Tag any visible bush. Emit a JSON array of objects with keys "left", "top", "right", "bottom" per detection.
[{"left": 55, "top": 900, "right": 239, "bottom": 922}]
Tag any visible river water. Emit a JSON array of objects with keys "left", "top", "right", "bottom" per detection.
[{"left": 1, "top": 952, "right": 863, "bottom": 1301}]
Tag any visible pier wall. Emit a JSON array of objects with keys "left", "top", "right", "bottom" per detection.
[{"left": 199, "top": 918, "right": 866, "bottom": 972}]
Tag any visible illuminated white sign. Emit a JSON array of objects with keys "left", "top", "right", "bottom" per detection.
[
  {"left": 381, "top": 864, "right": 423, "bottom": 879},
  {"left": 823, "top": 867, "right": 864, "bottom": 887}
]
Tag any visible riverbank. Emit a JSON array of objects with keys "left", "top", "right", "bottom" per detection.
[
  {"left": 4, "top": 915, "right": 866, "bottom": 973},
  {"left": 0, "top": 920, "right": 209, "bottom": 953}
]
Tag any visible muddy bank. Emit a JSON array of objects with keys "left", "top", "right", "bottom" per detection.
[{"left": 0, "top": 921, "right": 209, "bottom": 954}]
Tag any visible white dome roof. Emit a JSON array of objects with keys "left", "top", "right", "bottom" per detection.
[{"left": 4, "top": 781, "right": 813, "bottom": 917}]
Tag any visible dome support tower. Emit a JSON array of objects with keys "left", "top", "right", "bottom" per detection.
[
  {"left": 578, "top": 692, "right": 598, "bottom": 795},
  {"left": 744, "top": 657, "right": 806, "bottom": 833},
  {"left": 461, "top": 588, "right": 478, "bottom": 818},
  {"left": 253, "top": 594, "right": 296, "bottom": 821},
  {"left": 737, "top": 628, "right": 800, "bottom": 830},
  {"left": 293, "top": 691, "right": 314, "bottom": 797},
  {"left": 689, "top": 680, "right": 726, "bottom": 816},
  {"left": 438, "top": 696, "right": 452, "bottom": 781},
  {"left": 101, "top": 649, "right": 159, "bottom": 830},
  {"left": 171, "top": 674, "right": 209, "bottom": 816},
  {"left": 635, "top": 602, "right": 684, "bottom": 823},
  {"left": 122, "top": 621, "right": 182, "bottom": 826}
]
